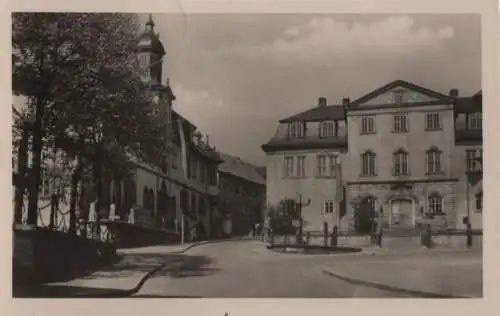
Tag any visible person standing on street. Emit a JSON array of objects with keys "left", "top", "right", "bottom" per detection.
[{"left": 375, "top": 211, "right": 384, "bottom": 248}]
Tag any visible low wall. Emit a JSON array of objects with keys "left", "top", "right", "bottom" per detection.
[
  {"left": 271, "top": 232, "right": 482, "bottom": 250},
  {"left": 13, "top": 227, "right": 117, "bottom": 284}
]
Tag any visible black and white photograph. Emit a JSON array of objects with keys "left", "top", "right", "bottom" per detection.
[{"left": 10, "top": 3, "right": 491, "bottom": 302}]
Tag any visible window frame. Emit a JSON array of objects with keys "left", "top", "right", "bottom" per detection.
[
  {"left": 427, "top": 193, "right": 444, "bottom": 214},
  {"left": 392, "top": 113, "right": 409, "bottom": 133},
  {"left": 425, "top": 112, "right": 442, "bottom": 131},
  {"left": 467, "top": 112, "right": 482, "bottom": 130},
  {"left": 328, "top": 155, "right": 338, "bottom": 177},
  {"left": 296, "top": 156, "right": 306, "bottom": 177},
  {"left": 466, "top": 149, "right": 482, "bottom": 173},
  {"left": 324, "top": 200, "right": 335, "bottom": 215},
  {"left": 392, "top": 149, "right": 409, "bottom": 176},
  {"left": 426, "top": 147, "right": 442, "bottom": 175},
  {"left": 284, "top": 156, "right": 294, "bottom": 177},
  {"left": 316, "top": 155, "right": 327, "bottom": 177},
  {"left": 319, "top": 120, "right": 336, "bottom": 138},
  {"left": 360, "top": 116, "right": 376, "bottom": 134},
  {"left": 361, "top": 150, "right": 376, "bottom": 177},
  {"left": 288, "top": 121, "right": 304, "bottom": 138}
]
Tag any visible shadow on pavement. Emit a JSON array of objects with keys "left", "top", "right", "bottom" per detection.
[
  {"left": 13, "top": 284, "right": 134, "bottom": 298},
  {"left": 65, "top": 253, "right": 219, "bottom": 280}
]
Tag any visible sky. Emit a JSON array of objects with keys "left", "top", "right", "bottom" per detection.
[
  {"left": 141, "top": 13, "right": 481, "bottom": 166},
  {"left": 13, "top": 14, "right": 481, "bottom": 166}
]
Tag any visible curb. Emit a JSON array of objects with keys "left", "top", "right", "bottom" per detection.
[
  {"left": 321, "top": 268, "right": 471, "bottom": 298},
  {"left": 92, "top": 236, "right": 252, "bottom": 297}
]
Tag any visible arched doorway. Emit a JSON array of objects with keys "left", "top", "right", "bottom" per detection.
[
  {"left": 356, "top": 196, "right": 376, "bottom": 234},
  {"left": 389, "top": 198, "right": 415, "bottom": 227}
]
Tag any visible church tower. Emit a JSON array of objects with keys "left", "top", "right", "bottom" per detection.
[
  {"left": 137, "top": 14, "right": 165, "bottom": 84},
  {"left": 136, "top": 14, "right": 176, "bottom": 174}
]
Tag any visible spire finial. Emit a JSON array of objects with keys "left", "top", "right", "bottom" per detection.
[{"left": 146, "top": 13, "right": 155, "bottom": 32}]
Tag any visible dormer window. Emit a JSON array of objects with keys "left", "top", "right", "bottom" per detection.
[
  {"left": 319, "top": 120, "right": 336, "bottom": 138},
  {"left": 288, "top": 121, "right": 304, "bottom": 138},
  {"left": 467, "top": 112, "right": 482, "bottom": 130}
]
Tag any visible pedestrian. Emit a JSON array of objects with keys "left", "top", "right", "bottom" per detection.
[
  {"left": 252, "top": 222, "right": 257, "bottom": 239},
  {"left": 375, "top": 213, "right": 384, "bottom": 248},
  {"left": 256, "top": 222, "right": 262, "bottom": 240}
]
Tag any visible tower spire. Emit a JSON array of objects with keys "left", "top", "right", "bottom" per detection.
[{"left": 146, "top": 13, "right": 155, "bottom": 32}]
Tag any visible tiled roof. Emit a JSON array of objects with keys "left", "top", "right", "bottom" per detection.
[
  {"left": 455, "top": 96, "right": 482, "bottom": 113},
  {"left": 217, "top": 152, "right": 266, "bottom": 186},
  {"left": 261, "top": 136, "right": 347, "bottom": 153},
  {"left": 280, "top": 105, "right": 346, "bottom": 122}
]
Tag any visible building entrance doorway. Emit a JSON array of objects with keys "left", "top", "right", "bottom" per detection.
[
  {"left": 356, "top": 196, "right": 376, "bottom": 234},
  {"left": 390, "top": 199, "right": 414, "bottom": 227}
]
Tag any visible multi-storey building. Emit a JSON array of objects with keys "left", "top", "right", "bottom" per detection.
[
  {"left": 262, "top": 97, "right": 347, "bottom": 232},
  {"left": 262, "top": 80, "right": 483, "bottom": 233},
  {"left": 217, "top": 153, "right": 267, "bottom": 236}
]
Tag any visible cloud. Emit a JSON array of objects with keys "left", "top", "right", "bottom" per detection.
[{"left": 229, "top": 15, "right": 455, "bottom": 64}]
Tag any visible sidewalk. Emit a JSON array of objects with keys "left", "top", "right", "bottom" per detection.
[
  {"left": 14, "top": 237, "right": 250, "bottom": 297},
  {"left": 323, "top": 249, "right": 482, "bottom": 298}
]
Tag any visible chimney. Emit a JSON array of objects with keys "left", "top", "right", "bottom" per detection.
[
  {"left": 342, "top": 98, "right": 350, "bottom": 106},
  {"left": 449, "top": 89, "right": 459, "bottom": 98},
  {"left": 318, "top": 97, "right": 327, "bottom": 107}
]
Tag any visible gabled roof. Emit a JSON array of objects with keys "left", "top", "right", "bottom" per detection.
[
  {"left": 349, "top": 80, "right": 453, "bottom": 107},
  {"left": 279, "top": 105, "right": 345, "bottom": 123},
  {"left": 218, "top": 152, "right": 266, "bottom": 186}
]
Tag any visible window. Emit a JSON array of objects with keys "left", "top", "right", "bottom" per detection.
[
  {"left": 393, "top": 114, "right": 408, "bottom": 133},
  {"left": 361, "top": 116, "right": 375, "bottom": 134},
  {"left": 426, "top": 147, "right": 442, "bottom": 174},
  {"left": 467, "top": 112, "right": 482, "bottom": 130},
  {"left": 320, "top": 121, "right": 335, "bottom": 137},
  {"left": 284, "top": 156, "right": 294, "bottom": 177},
  {"left": 393, "top": 149, "right": 409, "bottom": 176},
  {"left": 426, "top": 112, "right": 441, "bottom": 130},
  {"left": 317, "top": 155, "right": 327, "bottom": 177},
  {"left": 328, "top": 155, "right": 338, "bottom": 177},
  {"left": 475, "top": 192, "right": 482, "bottom": 211},
  {"left": 324, "top": 200, "right": 335, "bottom": 215},
  {"left": 393, "top": 90, "right": 404, "bottom": 103},
  {"left": 466, "top": 149, "right": 482, "bottom": 172},
  {"left": 288, "top": 121, "right": 304, "bottom": 138},
  {"left": 297, "top": 156, "right": 306, "bottom": 177},
  {"left": 427, "top": 193, "right": 443, "bottom": 214},
  {"left": 361, "top": 151, "right": 376, "bottom": 177}
]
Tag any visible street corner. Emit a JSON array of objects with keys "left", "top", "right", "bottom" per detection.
[{"left": 321, "top": 253, "right": 483, "bottom": 298}]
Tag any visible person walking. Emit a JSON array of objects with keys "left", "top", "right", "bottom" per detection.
[{"left": 375, "top": 212, "right": 384, "bottom": 248}]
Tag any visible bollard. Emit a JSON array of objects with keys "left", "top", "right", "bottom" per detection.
[
  {"left": 331, "top": 225, "right": 339, "bottom": 247},
  {"left": 426, "top": 224, "right": 433, "bottom": 248},
  {"left": 306, "top": 231, "right": 311, "bottom": 245},
  {"left": 466, "top": 222, "right": 472, "bottom": 248},
  {"left": 295, "top": 228, "right": 302, "bottom": 245},
  {"left": 323, "top": 222, "right": 328, "bottom": 247}
]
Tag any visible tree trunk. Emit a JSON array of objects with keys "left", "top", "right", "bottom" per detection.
[
  {"left": 14, "top": 125, "right": 29, "bottom": 224},
  {"left": 27, "top": 97, "right": 45, "bottom": 226},
  {"left": 93, "top": 145, "right": 103, "bottom": 239},
  {"left": 68, "top": 154, "right": 83, "bottom": 235}
]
